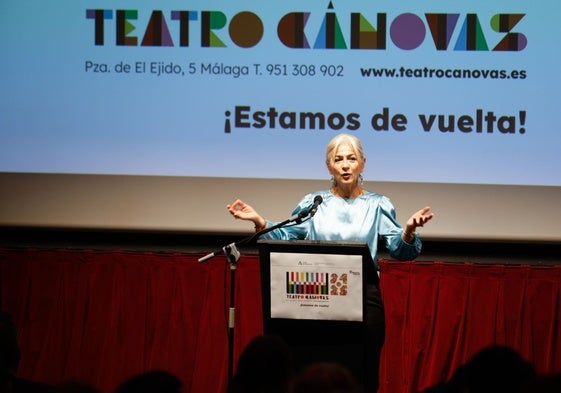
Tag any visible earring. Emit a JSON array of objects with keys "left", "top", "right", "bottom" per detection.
[
  {"left": 359, "top": 174, "right": 364, "bottom": 186},
  {"left": 330, "top": 175, "right": 335, "bottom": 187}
]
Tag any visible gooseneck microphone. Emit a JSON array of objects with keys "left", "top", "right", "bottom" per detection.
[
  {"left": 200, "top": 195, "right": 324, "bottom": 263},
  {"left": 308, "top": 195, "right": 323, "bottom": 217}
]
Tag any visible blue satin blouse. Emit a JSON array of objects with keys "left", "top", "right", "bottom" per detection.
[{"left": 259, "top": 189, "right": 422, "bottom": 270}]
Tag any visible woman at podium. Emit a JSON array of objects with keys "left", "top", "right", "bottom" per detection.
[{"left": 227, "top": 132, "right": 434, "bottom": 392}]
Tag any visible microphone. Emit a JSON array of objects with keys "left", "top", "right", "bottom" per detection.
[
  {"left": 308, "top": 195, "right": 323, "bottom": 217},
  {"left": 287, "top": 195, "right": 324, "bottom": 224}
]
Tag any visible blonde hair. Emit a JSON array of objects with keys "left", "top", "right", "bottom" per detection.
[{"left": 325, "top": 133, "right": 366, "bottom": 166}]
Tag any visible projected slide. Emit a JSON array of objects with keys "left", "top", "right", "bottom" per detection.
[{"left": 1, "top": 0, "right": 559, "bottom": 186}]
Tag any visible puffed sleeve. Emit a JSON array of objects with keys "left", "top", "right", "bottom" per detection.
[{"left": 377, "top": 196, "right": 422, "bottom": 261}]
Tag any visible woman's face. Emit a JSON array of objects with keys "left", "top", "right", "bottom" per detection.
[{"left": 328, "top": 143, "right": 365, "bottom": 188}]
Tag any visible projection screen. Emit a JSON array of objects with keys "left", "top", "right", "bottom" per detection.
[{"left": 1, "top": 0, "right": 560, "bottom": 242}]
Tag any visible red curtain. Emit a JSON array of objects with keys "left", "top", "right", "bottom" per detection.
[
  {"left": 379, "top": 261, "right": 561, "bottom": 392},
  {"left": 1, "top": 248, "right": 560, "bottom": 393}
]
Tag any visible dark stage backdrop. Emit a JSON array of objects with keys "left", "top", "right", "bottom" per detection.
[{"left": 1, "top": 248, "right": 560, "bottom": 393}]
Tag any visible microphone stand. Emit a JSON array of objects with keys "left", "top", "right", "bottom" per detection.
[{"left": 198, "top": 209, "right": 312, "bottom": 385}]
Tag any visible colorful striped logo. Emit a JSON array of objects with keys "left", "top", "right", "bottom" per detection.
[{"left": 286, "top": 272, "right": 328, "bottom": 296}]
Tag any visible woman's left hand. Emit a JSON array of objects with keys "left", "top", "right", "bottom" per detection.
[{"left": 406, "top": 206, "right": 434, "bottom": 232}]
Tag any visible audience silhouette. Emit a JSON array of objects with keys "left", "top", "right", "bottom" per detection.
[
  {"left": 228, "top": 335, "right": 294, "bottom": 393},
  {"left": 419, "top": 345, "right": 537, "bottom": 393},
  {"left": 113, "top": 370, "right": 182, "bottom": 393},
  {"left": 4, "top": 309, "right": 561, "bottom": 393},
  {"left": 228, "top": 334, "right": 365, "bottom": 393},
  {"left": 291, "top": 362, "right": 361, "bottom": 393}
]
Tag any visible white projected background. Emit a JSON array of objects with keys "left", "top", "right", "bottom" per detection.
[{"left": 1, "top": 0, "right": 560, "bottom": 242}]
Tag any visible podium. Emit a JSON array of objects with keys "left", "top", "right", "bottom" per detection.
[{"left": 258, "top": 239, "right": 378, "bottom": 385}]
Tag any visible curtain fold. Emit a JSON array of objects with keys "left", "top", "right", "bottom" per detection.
[
  {"left": 378, "top": 261, "right": 561, "bottom": 393},
  {"left": 1, "top": 248, "right": 560, "bottom": 393}
]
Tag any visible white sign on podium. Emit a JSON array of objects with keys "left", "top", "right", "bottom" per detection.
[{"left": 269, "top": 252, "right": 363, "bottom": 321}]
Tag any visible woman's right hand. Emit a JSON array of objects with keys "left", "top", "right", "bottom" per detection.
[
  {"left": 227, "top": 199, "right": 267, "bottom": 230},
  {"left": 227, "top": 199, "right": 264, "bottom": 226}
]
